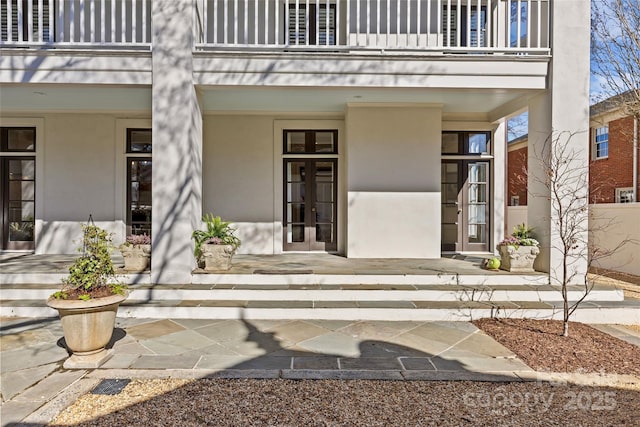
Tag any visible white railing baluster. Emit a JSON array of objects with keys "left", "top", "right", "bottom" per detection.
[
  {"left": 376, "top": 0, "right": 380, "bottom": 46},
  {"left": 6, "top": 0, "right": 13, "bottom": 42},
  {"left": 427, "top": 0, "right": 432, "bottom": 47},
  {"left": 89, "top": 0, "right": 96, "bottom": 43},
  {"left": 516, "top": 0, "right": 521, "bottom": 48},
  {"left": 505, "top": 0, "right": 511, "bottom": 47},
  {"left": 386, "top": 0, "right": 390, "bottom": 47},
  {"left": 406, "top": 0, "right": 410, "bottom": 47},
  {"left": 537, "top": 0, "right": 542, "bottom": 48},
  {"left": 276, "top": 0, "right": 281, "bottom": 45},
  {"left": 325, "top": 0, "right": 329, "bottom": 45},
  {"left": 132, "top": 0, "right": 138, "bottom": 43},
  {"left": 314, "top": 0, "right": 318, "bottom": 46},
  {"left": 143, "top": 0, "right": 147, "bottom": 43},
  {"left": 121, "top": 0, "right": 126, "bottom": 42},
  {"left": 37, "top": 0, "right": 43, "bottom": 42},
  {"left": 365, "top": 0, "right": 369, "bottom": 46},
  {"left": 213, "top": 0, "right": 218, "bottom": 44},
  {"left": 355, "top": 0, "right": 359, "bottom": 45},
  {"left": 100, "top": 0, "right": 105, "bottom": 43},
  {"left": 264, "top": 0, "right": 268, "bottom": 44},
  {"left": 336, "top": 0, "right": 340, "bottom": 45},
  {"left": 487, "top": 0, "right": 491, "bottom": 48},
  {"left": 234, "top": 0, "right": 238, "bottom": 45},
  {"left": 526, "top": 0, "right": 531, "bottom": 48},
  {"left": 346, "top": 0, "right": 350, "bottom": 46},
  {"left": 396, "top": 0, "right": 399, "bottom": 47},
  {"left": 79, "top": 0, "right": 85, "bottom": 42},
  {"left": 416, "top": 0, "right": 421, "bottom": 47},
  {"left": 223, "top": 0, "right": 228, "bottom": 44},
  {"left": 111, "top": 0, "right": 115, "bottom": 42},
  {"left": 27, "top": 0, "right": 33, "bottom": 42},
  {"left": 306, "top": 0, "right": 310, "bottom": 46},
  {"left": 244, "top": 0, "right": 248, "bottom": 45}
]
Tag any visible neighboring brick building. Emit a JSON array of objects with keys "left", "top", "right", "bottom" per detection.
[
  {"left": 507, "top": 95, "right": 639, "bottom": 205},
  {"left": 589, "top": 97, "right": 639, "bottom": 204},
  {"left": 507, "top": 135, "right": 528, "bottom": 206}
]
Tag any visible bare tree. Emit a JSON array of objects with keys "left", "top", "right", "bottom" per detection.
[
  {"left": 529, "top": 131, "right": 632, "bottom": 336},
  {"left": 591, "top": 0, "right": 640, "bottom": 114}
]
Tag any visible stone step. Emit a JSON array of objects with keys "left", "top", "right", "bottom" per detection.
[
  {"left": 0, "top": 283, "right": 623, "bottom": 302},
  {"left": 2, "top": 298, "right": 639, "bottom": 324},
  {"left": 0, "top": 271, "right": 547, "bottom": 286}
]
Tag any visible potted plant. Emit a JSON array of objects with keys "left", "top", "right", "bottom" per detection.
[
  {"left": 46, "top": 223, "right": 128, "bottom": 369},
  {"left": 497, "top": 223, "right": 540, "bottom": 272},
  {"left": 119, "top": 234, "right": 151, "bottom": 272},
  {"left": 192, "top": 213, "right": 241, "bottom": 271}
]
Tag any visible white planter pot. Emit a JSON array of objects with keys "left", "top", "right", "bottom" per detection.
[
  {"left": 47, "top": 292, "right": 128, "bottom": 368},
  {"left": 497, "top": 244, "right": 540, "bottom": 273},
  {"left": 120, "top": 244, "right": 151, "bottom": 272},
  {"left": 201, "top": 244, "right": 236, "bottom": 271}
]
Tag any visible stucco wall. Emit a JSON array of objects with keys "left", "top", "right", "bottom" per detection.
[
  {"left": 202, "top": 115, "right": 276, "bottom": 254},
  {"left": 589, "top": 203, "right": 640, "bottom": 276},
  {"left": 9, "top": 114, "right": 134, "bottom": 254},
  {"left": 346, "top": 104, "right": 442, "bottom": 258}
]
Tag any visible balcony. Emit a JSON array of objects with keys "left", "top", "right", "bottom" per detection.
[
  {"left": 195, "top": 0, "right": 550, "bottom": 55},
  {"left": 0, "top": 0, "right": 151, "bottom": 49},
  {"left": 1, "top": 1, "right": 549, "bottom": 55}
]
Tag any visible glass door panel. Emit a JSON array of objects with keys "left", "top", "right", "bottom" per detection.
[
  {"left": 127, "top": 159, "right": 152, "bottom": 236},
  {"left": 1, "top": 157, "right": 35, "bottom": 250},
  {"left": 440, "top": 160, "right": 490, "bottom": 252},
  {"left": 284, "top": 159, "right": 337, "bottom": 251},
  {"left": 465, "top": 162, "right": 489, "bottom": 249}
]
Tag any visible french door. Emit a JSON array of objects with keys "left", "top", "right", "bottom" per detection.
[
  {"left": 441, "top": 160, "right": 490, "bottom": 252},
  {"left": 283, "top": 158, "right": 337, "bottom": 251},
  {"left": 1, "top": 156, "right": 36, "bottom": 250}
]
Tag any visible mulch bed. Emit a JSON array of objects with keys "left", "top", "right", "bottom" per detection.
[{"left": 474, "top": 318, "right": 640, "bottom": 376}]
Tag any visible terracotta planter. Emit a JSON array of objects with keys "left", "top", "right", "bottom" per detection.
[
  {"left": 47, "top": 292, "right": 128, "bottom": 369},
  {"left": 120, "top": 244, "right": 151, "bottom": 271},
  {"left": 201, "top": 244, "right": 236, "bottom": 271},
  {"left": 497, "top": 244, "right": 540, "bottom": 273}
]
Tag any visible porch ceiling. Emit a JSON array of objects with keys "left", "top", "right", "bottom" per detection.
[
  {"left": 0, "top": 84, "right": 151, "bottom": 113},
  {"left": 200, "top": 87, "right": 540, "bottom": 116}
]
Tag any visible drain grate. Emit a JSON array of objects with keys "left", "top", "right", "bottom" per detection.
[{"left": 91, "top": 379, "right": 131, "bottom": 395}]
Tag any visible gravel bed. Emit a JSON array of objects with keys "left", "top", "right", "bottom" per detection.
[
  {"left": 474, "top": 319, "right": 640, "bottom": 376},
  {"left": 50, "top": 378, "right": 640, "bottom": 426}
]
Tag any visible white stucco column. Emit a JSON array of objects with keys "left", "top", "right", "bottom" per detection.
[
  {"left": 345, "top": 104, "right": 442, "bottom": 258},
  {"left": 151, "top": 0, "right": 203, "bottom": 284},
  {"left": 527, "top": 0, "right": 590, "bottom": 284},
  {"left": 492, "top": 118, "right": 507, "bottom": 252}
]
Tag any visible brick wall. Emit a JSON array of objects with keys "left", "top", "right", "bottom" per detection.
[
  {"left": 507, "top": 145, "right": 528, "bottom": 205},
  {"left": 589, "top": 115, "right": 638, "bottom": 203}
]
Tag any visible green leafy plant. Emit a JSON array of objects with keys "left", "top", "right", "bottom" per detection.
[
  {"left": 499, "top": 223, "right": 540, "bottom": 247},
  {"left": 192, "top": 213, "right": 241, "bottom": 259},
  {"left": 52, "top": 224, "right": 126, "bottom": 300}
]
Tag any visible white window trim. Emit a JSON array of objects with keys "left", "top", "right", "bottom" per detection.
[
  {"left": 615, "top": 187, "right": 635, "bottom": 203},
  {"left": 593, "top": 125, "right": 609, "bottom": 160}
]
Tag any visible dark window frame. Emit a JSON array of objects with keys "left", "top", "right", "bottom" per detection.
[
  {"left": 283, "top": 129, "right": 338, "bottom": 155},
  {"left": 1, "top": 127, "right": 36, "bottom": 152},
  {"left": 126, "top": 128, "right": 153, "bottom": 153},
  {"left": 441, "top": 131, "right": 491, "bottom": 155}
]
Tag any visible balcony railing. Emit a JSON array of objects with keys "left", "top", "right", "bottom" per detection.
[
  {"left": 195, "top": 0, "right": 550, "bottom": 54},
  {"left": 0, "top": 0, "right": 151, "bottom": 49},
  {"left": 0, "top": 0, "right": 550, "bottom": 54}
]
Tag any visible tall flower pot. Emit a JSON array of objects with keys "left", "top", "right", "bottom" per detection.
[
  {"left": 46, "top": 292, "right": 128, "bottom": 369},
  {"left": 201, "top": 244, "right": 236, "bottom": 271},
  {"left": 497, "top": 244, "right": 540, "bottom": 273},
  {"left": 120, "top": 244, "right": 151, "bottom": 271}
]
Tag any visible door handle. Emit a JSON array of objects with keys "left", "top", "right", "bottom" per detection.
[
  {"left": 457, "top": 210, "right": 462, "bottom": 215},
  {"left": 311, "top": 207, "right": 316, "bottom": 212}
]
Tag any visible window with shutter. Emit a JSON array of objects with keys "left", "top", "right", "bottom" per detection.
[
  {"left": 1, "top": 0, "right": 53, "bottom": 43},
  {"left": 288, "top": 3, "right": 336, "bottom": 46}
]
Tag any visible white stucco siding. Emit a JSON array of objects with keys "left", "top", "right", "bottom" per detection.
[
  {"left": 203, "top": 115, "right": 276, "bottom": 254},
  {"left": 44, "top": 115, "right": 118, "bottom": 221},
  {"left": 346, "top": 104, "right": 442, "bottom": 258},
  {"left": 15, "top": 114, "right": 128, "bottom": 253}
]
